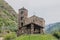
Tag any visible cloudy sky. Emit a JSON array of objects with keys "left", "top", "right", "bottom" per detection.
[{"left": 5, "top": 0, "right": 60, "bottom": 25}]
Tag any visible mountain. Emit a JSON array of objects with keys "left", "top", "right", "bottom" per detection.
[
  {"left": 45, "top": 22, "right": 60, "bottom": 33},
  {"left": 0, "top": 0, "right": 17, "bottom": 21},
  {"left": 0, "top": 0, "right": 17, "bottom": 32}
]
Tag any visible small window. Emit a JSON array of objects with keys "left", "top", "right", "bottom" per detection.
[
  {"left": 21, "top": 23, "right": 23, "bottom": 27},
  {"left": 33, "top": 20, "right": 35, "bottom": 22},
  {"left": 19, "top": 27, "right": 21, "bottom": 29},
  {"left": 21, "top": 11, "right": 24, "bottom": 14},
  {"left": 21, "top": 17, "right": 24, "bottom": 20}
]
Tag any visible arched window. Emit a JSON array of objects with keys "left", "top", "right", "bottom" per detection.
[
  {"left": 21, "top": 17, "right": 24, "bottom": 20},
  {"left": 21, "top": 22, "right": 23, "bottom": 27},
  {"left": 21, "top": 11, "right": 24, "bottom": 14}
]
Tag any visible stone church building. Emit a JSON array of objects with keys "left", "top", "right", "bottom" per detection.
[{"left": 17, "top": 7, "right": 45, "bottom": 36}]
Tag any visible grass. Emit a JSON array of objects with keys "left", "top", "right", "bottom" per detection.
[{"left": 14, "top": 34, "right": 58, "bottom": 40}]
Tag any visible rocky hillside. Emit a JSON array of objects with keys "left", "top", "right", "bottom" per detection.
[
  {"left": 0, "top": 0, "right": 17, "bottom": 21},
  {"left": 0, "top": 0, "right": 17, "bottom": 32}
]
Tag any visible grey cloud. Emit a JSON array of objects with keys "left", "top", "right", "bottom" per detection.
[{"left": 5, "top": 0, "right": 60, "bottom": 24}]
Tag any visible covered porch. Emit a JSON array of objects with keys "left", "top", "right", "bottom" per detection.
[{"left": 22, "top": 23, "right": 44, "bottom": 34}]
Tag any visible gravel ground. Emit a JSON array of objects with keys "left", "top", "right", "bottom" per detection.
[{"left": 0, "top": 37, "right": 3, "bottom": 40}]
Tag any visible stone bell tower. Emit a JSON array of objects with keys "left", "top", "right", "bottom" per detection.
[{"left": 17, "top": 7, "right": 28, "bottom": 36}]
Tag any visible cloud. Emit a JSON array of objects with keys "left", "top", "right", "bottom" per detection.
[{"left": 5, "top": 0, "right": 60, "bottom": 25}]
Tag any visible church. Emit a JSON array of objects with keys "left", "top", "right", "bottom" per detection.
[{"left": 17, "top": 7, "right": 45, "bottom": 36}]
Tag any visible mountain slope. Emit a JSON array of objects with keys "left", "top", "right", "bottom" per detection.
[
  {"left": 0, "top": 0, "right": 17, "bottom": 21},
  {"left": 0, "top": 0, "right": 17, "bottom": 32},
  {"left": 45, "top": 22, "right": 60, "bottom": 33}
]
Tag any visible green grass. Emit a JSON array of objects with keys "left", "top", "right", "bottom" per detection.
[
  {"left": 14, "top": 34, "right": 58, "bottom": 40},
  {"left": 4, "top": 32, "right": 17, "bottom": 40}
]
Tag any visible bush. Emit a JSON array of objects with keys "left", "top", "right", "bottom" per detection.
[
  {"left": 14, "top": 34, "right": 57, "bottom": 40},
  {"left": 53, "top": 32, "right": 60, "bottom": 39},
  {"left": 4, "top": 32, "right": 17, "bottom": 40}
]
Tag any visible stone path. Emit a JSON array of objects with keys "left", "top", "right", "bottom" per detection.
[{"left": 0, "top": 37, "right": 3, "bottom": 40}]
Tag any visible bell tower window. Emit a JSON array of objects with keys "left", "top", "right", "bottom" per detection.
[
  {"left": 21, "top": 22, "right": 23, "bottom": 27},
  {"left": 21, "top": 17, "right": 24, "bottom": 20},
  {"left": 21, "top": 11, "right": 24, "bottom": 14}
]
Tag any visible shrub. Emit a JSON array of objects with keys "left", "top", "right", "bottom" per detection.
[
  {"left": 4, "top": 32, "right": 17, "bottom": 40},
  {"left": 53, "top": 32, "right": 60, "bottom": 39}
]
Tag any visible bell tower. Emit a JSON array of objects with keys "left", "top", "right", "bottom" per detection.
[{"left": 17, "top": 7, "right": 28, "bottom": 36}]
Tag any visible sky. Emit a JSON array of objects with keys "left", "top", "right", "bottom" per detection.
[{"left": 5, "top": 0, "right": 60, "bottom": 25}]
